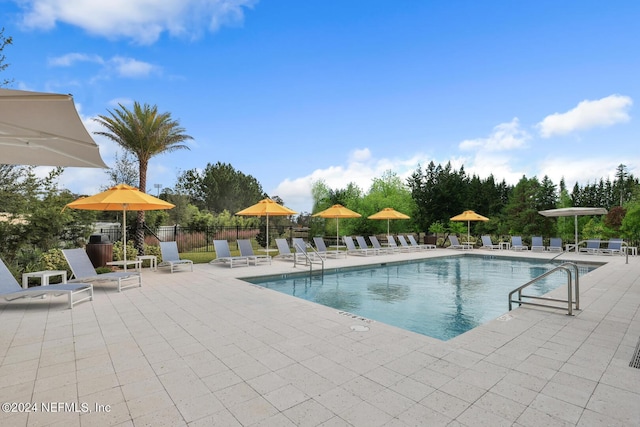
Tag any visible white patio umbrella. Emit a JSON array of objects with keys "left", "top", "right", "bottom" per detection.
[
  {"left": 539, "top": 207, "right": 608, "bottom": 253},
  {"left": 0, "top": 88, "right": 107, "bottom": 168}
]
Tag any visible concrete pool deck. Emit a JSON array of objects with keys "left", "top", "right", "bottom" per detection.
[{"left": 1, "top": 248, "right": 639, "bottom": 426}]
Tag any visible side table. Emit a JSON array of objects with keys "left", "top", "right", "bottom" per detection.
[
  {"left": 22, "top": 270, "right": 67, "bottom": 289},
  {"left": 106, "top": 260, "right": 142, "bottom": 272},
  {"left": 136, "top": 255, "right": 158, "bottom": 271}
]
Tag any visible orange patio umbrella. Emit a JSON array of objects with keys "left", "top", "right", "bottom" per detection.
[
  {"left": 450, "top": 210, "right": 489, "bottom": 243},
  {"left": 368, "top": 207, "right": 410, "bottom": 236},
  {"left": 236, "top": 198, "right": 297, "bottom": 252},
  {"left": 66, "top": 184, "right": 175, "bottom": 263},
  {"left": 313, "top": 204, "right": 362, "bottom": 248}
]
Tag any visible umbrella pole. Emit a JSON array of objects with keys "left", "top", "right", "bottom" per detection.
[
  {"left": 122, "top": 206, "right": 127, "bottom": 270},
  {"left": 266, "top": 214, "right": 269, "bottom": 252},
  {"left": 336, "top": 218, "right": 340, "bottom": 253},
  {"left": 467, "top": 220, "right": 470, "bottom": 243},
  {"left": 387, "top": 219, "right": 390, "bottom": 236},
  {"left": 574, "top": 215, "right": 579, "bottom": 253}
]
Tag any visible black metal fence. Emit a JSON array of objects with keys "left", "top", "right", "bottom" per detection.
[{"left": 95, "top": 225, "right": 313, "bottom": 253}]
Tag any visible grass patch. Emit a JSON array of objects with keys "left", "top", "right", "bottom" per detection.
[{"left": 179, "top": 252, "right": 216, "bottom": 264}]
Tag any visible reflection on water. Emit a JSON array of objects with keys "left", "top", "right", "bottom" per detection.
[{"left": 249, "top": 256, "right": 597, "bottom": 341}]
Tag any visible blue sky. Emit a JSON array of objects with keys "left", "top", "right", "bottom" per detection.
[{"left": 2, "top": 1, "right": 639, "bottom": 213}]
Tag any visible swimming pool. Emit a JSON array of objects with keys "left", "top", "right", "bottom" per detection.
[{"left": 245, "top": 255, "right": 598, "bottom": 340}]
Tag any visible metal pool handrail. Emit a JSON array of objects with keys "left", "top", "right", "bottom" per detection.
[
  {"left": 508, "top": 262, "right": 580, "bottom": 316},
  {"left": 293, "top": 240, "right": 324, "bottom": 275}
]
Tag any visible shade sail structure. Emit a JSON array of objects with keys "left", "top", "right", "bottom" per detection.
[
  {"left": 539, "top": 207, "right": 608, "bottom": 253},
  {"left": 236, "top": 198, "right": 297, "bottom": 252},
  {"left": 66, "top": 184, "right": 175, "bottom": 265},
  {"left": 313, "top": 204, "right": 361, "bottom": 248},
  {"left": 368, "top": 207, "right": 410, "bottom": 236},
  {"left": 0, "top": 88, "right": 107, "bottom": 168},
  {"left": 450, "top": 210, "right": 489, "bottom": 243}
]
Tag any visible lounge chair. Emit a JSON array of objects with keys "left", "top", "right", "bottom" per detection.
[
  {"left": 343, "top": 236, "right": 377, "bottom": 256},
  {"left": 600, "top": 238, "right": 623, "bottom": 255},
  {"left": 480, "top": 235, "right": 500, "bottom": 250},
  {"left": 370, "top": 235, "right": 395, "bottom": 254},
  {"left": 407, "top": 234, "right": 436, "bottom": 250},
  {"left": 274, "top": 238, "right": 296, "bottom": 261},
  {"left": 0, "top": 258, "right": 93, "bottom": 309},
  {"left": 356, "top": 236, "right": 380, "bottom": 255},
  {"left": 62, "top": 248, "right": 141, "bottom": 292},
  {"left": 397, "top": 235, "right": 419, "bottom": 252},
  {"left": 580, "top": 239, "right": 601, "bottom": 254},
  {"left": 547, "top": 238, "right": 563, "bottom": 252},
  {"left": 448, "top": 235, "right": 472, "bottom": 250},
  {"left": 210, "top": 240, "right": 250, "bottom": 268},
  {"left": 293, "top": 238, "right": 324, "bottom": 262},
  {"left": 510, "top": 236, "right": 528, "bottom": 251},
  {"left": 237, "top": 239, "right": 271, "bottom": 265},
  {"left": 387, "top": 235, "right": 413, "bottom": 252},
  {"left": 313, "top": 237, "right": 347, "bottom": 258},
  {"left": 531, "top": 236, "right": 545, "bottom": 252},
  {"left": 159, "top": 241, "right": 194, "bottom": 273}
]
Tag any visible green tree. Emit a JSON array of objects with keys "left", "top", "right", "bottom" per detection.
[
  {"left": 176, "top": 162, "right": 264, "bottom": 213},
  {"left": 105, "top": 151, "right": 139, "bottom": 188},
  {"left": 356, "top": 171, "right": 416, "bottom": 235},
  {"left": 0, "top": 27, "right": 13, "bottom": 87},
  {"left": 94, "top": 102, "right": 192, "bottom": 253},
  {"left": 0, "top": 167, "right": 94, "bottom": 270}
]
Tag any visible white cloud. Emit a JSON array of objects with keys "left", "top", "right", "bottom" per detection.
[
  {"left": 17, "top": 0, "right": 257, "bottom": 45},
  {"left": 271, "top": 150, "right": 434, "bottom": 213},
  {"left": 107, "top": 97, "right": 134, "bottom": 108},
  {"left": 49, "top": 52, "right": 159, "bottom": 79},
  {"left": 537, "top": 94, "right": 632, "bottom": 138},
  {"left": 109, "top": 56, "right": 159, "bottom": 78},
  {"left": 48, "top": 52, "right": 104, "bottom": 67},
  {"left": 459, "top": 118, "right": 530, "bottom": 152}
]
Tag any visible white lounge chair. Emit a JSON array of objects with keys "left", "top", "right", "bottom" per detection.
[
  {"left": 370, "top": 235, "right": 395, "bottom": 254},
  {"left": 480, "top": 235, "right": 500, "bottom": 250},
  {"left": 580, "top": 239, "right": 601, "bottom": 254},
  {"left": 408, "top": 234, "right": 436, "bottom": 250},
  {"left": 274, "top": 238, "right": 297, "bottom": 261},
  {"left": 313, "top": 237, "right": 347, "bottom": 258},
  {"left": 1, "top": 257, "right": 93, "bottom": 309},
  {"left": 510, "top": 236, "right": 528, "bottom": 251},
  {"left": 600, "top": 238, "right": 623, "bottom": 255},
  {"left": 237, "top": 239, "right": 271, "bottom": 265},
  {"left": 531, "top": 236, "right": 545, "bottom": 252},
  {"left": 343, "top": 236, "right": 376, "bottom": 256},
  {"left": 448, "top": 235, "right": 472, "bottom": 250},
  {"left": 387, "top": 235, "right": 412, "bottom": 252},
  {"left": 159, "top": 241, "right": 194, "bottom": 272},
  {"left": 356, "top": 236, "right": 380, "bottom": 255},
  {"left": 293, "top": 238, "right": 324, "bottom": 262},
  {"left": 547, "top": 238, "right": 563, "bottom": 252},
  {"left": 210, "top": 240, "right": 250, "bottom": 268},
  {"left": 397, "top": 235, "right": 418, "bottom": 252},
  {"left": 62, "top": 248, "right": 141, "bottom": 292}
]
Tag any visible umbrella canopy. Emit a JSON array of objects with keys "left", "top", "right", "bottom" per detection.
[
  {"left": 0, "top": 88, "right": 107, "bottom": 168},
  {"left": 236, "top": 198, "right": 297, "bottom": 251},
  {"left": 313, "top": 204, "right": 361, "bottom": 248},
  {"left": 368, "top": 207, "right": 410, "bottom": 235},
  {"left": 450, "top": 210, "right": 489, "bottom": 243},
  {"left": 539, "top": 207, "right": 608, "bottom": 253},
  {"left": 66, "top": 184, "right": 175, "bottom": 264}
]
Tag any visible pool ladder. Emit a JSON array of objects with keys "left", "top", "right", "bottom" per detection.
[
  {"left": 293, "top": 241, "right": 324, "bottom": 276},
  {"left": 508, "top": 262, "right": 580, "bottom": 315}
]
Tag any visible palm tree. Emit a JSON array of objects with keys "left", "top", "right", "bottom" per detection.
[{"left": 94, "top": 102, "right": 192, "bottom": 253}]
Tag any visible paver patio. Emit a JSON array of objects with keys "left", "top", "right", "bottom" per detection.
[{"left": 1, "top": 248, "right": 639, "bottom": 426}]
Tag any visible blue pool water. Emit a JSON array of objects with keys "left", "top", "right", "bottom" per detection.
[{"left": 246, "top": 255, "right": 597, "bottom": 340}]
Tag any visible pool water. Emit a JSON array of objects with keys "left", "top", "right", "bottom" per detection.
[{"left": 246, "top": 255, "right": 597, "bottom": 340}]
